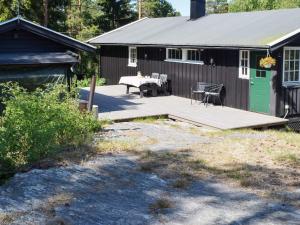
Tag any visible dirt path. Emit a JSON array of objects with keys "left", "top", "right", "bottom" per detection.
[{"left": 0, "top": 121, "right": 300, "bottom": 225}]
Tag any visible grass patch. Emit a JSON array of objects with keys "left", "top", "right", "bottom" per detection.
[
  {"left": 149, "top": 198, "right": 173, "bottom": 214},
  {"left": 97, "top": 140, "right": 137, "bottom": 153},
  {"left": 276, "top": 153, "right": 300, "bottom": 166},
  {"left": 131, "top": 115, "right": 168, "bottom": 124},
  {"left": 0, "top": 213, "right": 14, "bottom": 225},
  {"left": 172, "top": 178, "right": 191, "bottom": 189}
]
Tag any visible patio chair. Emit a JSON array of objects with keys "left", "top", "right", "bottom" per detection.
[
  {"left": 204, "top": 84, "right": 224, "bottom": 107},
  {"left": 151, "top": 73, "right": 160, "bottom": 79},
  {"left": 190, "top": 82, "right": 210, "bottom": 105},
  {"left": 159, "top": 74, "right": 168, "bottom": 95}
]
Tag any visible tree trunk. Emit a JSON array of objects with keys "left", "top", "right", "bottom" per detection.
[
  {"left": 138, "top": 0, "right": 142, "bottom": 19},
  {"left": 43, "top": 0, "right": 48, "bottom": 27}
]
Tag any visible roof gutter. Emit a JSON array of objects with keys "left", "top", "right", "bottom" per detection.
[{"left": 92, "top": 43, "right": 269, "bottom": 51}]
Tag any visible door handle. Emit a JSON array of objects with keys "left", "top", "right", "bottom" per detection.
[{"left": 251, "top": 82, "right": 254, "bottom": 85}]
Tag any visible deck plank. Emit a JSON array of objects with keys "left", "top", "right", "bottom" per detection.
[{"left": 81, "top": 85, "right": 287, "bottom": 130}]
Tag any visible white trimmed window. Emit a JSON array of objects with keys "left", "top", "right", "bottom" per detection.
[
  {"left": 283, "top": 47, "right": 300, "bottom": 83},
  {"left": 239, "top": 50, "right": 250, "bottom": 79},
  {"left": 187, "top": 49, "right": 201, "bottom": 62},
  {"left": 167, "top": 48, "right": 182, "bottom": 61},
  {"left": 128, "top": 46, "right": 137, "bottom": 67},
  {"left": 166, "top": 48, "right": 203, "bottom": 64}
]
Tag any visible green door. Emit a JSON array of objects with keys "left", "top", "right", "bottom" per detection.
[{"left": 249, "top": 52, "right": 271, "bottom": 114}]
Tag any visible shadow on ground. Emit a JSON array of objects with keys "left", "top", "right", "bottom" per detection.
[
  {"left": 80, "top": 89, "right": 141, "bottom": 113},
  {"left": 0, "top": 150, "right": 300, "bottom": 225}
]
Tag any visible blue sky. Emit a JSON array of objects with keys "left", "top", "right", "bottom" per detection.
[{"left": 169, "top": 0, "right": 190, "bottom": 16}]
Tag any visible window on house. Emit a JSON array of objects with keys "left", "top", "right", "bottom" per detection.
[
  {"left": 167, "top": 48, "right": 182, "bottom": 60},
  {"left": 187, "top": 49, "right": 201, "bottom": 62},
  {"left": 166, "top": 48, "right": 203, "bottom": 64},
  {"left": 255, "top": 56, "right": 266, "bottom": 78},
  {"left": 283, "top": 47, "right": 300, "bottom": 83},
  {"left": 128, "top": 47, "right": 137, "bottom": 67},
  {"left": 239, "top": 50, "right": 250, "bottom": 79}
]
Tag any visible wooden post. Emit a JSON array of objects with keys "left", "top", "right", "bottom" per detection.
[{"left": 88, "top": 75, "right": 96, "bottom": 112}]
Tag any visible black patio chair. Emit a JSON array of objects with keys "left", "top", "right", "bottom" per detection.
[
  {"left": 151, "top": 73, "right": 160, "bottom": 79},
  {"left": 204, "top": 84, "right": 224, "bottom": 107},
  {"left": 191, "top": 82, "right": 211, "bottom": 105},
  {"left": 159, "top": 74, "right": 168, "bottom": 95}
]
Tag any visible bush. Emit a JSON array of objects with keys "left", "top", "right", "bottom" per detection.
[
  {"left": 0, "top": 83, "right": 101, "bottom": 173},
  {"left": 76, "top": 77, "right": 106, "bottom": 88}
]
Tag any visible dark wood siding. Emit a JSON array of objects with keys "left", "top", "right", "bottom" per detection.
[
  {"left": 273, "top": 35, "right": 300, "bottom": 117},
  {"left": 100, "top": 45, "right": 249, "bottom": 110},
  {"left": 0, "top": 29, "right": 73, "bottom": 53}
]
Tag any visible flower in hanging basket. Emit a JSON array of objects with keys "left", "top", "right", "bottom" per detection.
[{"left": 260, "top": 56, "right": 276, "bottom": 69}]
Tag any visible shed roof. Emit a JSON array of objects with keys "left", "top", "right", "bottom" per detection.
[
  {"left": 88, "top": 8, "right": 300, "bottom": 50},
  {"left": 0, "top": 17, "right": 96, "bottom": 52},
  {"left": 0, "top": 52, "right": 78, "bottom": 65}
]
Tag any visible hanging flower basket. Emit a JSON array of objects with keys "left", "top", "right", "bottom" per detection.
[{"left": 260, "top": 56, "right": 276, "bottom": 69}]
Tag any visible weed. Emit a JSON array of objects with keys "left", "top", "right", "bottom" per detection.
[
  {"left": 172, "top": 178, "right": 191, "bottom": 189},
  {"left": 149, "top": 198, "right": 173, "bottom": 214}
]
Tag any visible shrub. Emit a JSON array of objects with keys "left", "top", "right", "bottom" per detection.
[
  {"left": 0, "top": 83, "right": 101, "bottom": 173},
  {"left": 76, "top": 77, "right": 106, "bottom": 88}
]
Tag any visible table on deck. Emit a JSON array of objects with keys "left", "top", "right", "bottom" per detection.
[{"left": 119, "top": 76, "right": 161, "bottom": 97}]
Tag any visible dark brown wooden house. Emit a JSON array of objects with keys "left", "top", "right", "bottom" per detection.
[
  {"left": 88, "top": 0, "right": 300, "bottom": 118},
  {"left": 0, "top": 16, "right": 95, "bottom": 89}
]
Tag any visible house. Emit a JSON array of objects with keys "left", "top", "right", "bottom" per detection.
[
  {"left": 88, "top": 0, "right": 300, "bottom": 118},
  {"left": 0, "top": 16, "right": 95, "bottom": 89}
]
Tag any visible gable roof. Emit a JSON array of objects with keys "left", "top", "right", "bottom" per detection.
[
  {"left": 88, "top": 8, "right": 300, "bottom": 50},
  {"left": 0, "top": 17, "right": 96, "bottom": 52}
]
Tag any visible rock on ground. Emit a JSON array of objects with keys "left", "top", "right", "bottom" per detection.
[{"left": 0, "top": 121, "right": 300, "bottom": 225}]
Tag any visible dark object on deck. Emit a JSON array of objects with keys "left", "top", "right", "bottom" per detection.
[
  {"left": 159, "top": 74, "right": 168, "bottom": 95},
  {"left": 191, "top": 82, "right": 211, "bottom": 104},
  {"left": 204, "top": 84, "right": 224, "bottom": 106},
  {"left": 88, "top": 75, "right": 97, "bottom": 112}
]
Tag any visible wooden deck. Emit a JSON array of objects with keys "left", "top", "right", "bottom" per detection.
[{"left": 81, "top": 85, "right": 288, "bottom": 130}]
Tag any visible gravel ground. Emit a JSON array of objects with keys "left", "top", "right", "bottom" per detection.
[{"left": 1, "top": 121, "right": 300, "bottom": 225}]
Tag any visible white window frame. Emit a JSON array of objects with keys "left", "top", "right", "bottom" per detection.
[
  {"left": 283, "top": 46, "right": 300, "bottom": 84},
  {"left": 128, "top": 46, "right": 137, "bottom": 67},
  {"left": 186, "top": 49, "right": 202, "bottom": 63},
  {"left": 165, "top": 48, "right": 204, "bottom": 65},
  {"left": 166, "top": 48, "right": 182, "bottom": 62},
  {"left": 239, "top": 50, "right": 250, "bottom": 79}
]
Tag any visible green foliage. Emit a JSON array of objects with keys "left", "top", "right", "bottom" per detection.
[
  {"left": 207, "top": 0, "right": 229, "bottom": 14},
  {"left": 0, "top": 83, "right": 101, "bottom": 172},
  {"left": 229, "top": 0, "right": 300, "bottom": 12},
  {"left": 76, "top": 77, "right": 106, "bottom": 87},
  {"left": 96, "top": 0, "right": 137, "bottom": 32},
  {"left": 138, "top": 0, "right": 180, "bottom": 18},
  {"left": 0, "top": 0, "right": 69, "bottom": 32}
]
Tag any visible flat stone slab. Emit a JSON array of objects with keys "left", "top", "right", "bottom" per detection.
[
  {"left": 0, "top": 122, "right": 300, "bottom": 225},
  {"left": 1, "top": 154, "right": 300, "bottom": 225}
]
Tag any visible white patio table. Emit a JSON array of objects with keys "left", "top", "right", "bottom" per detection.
[{"left": 119, "top": 76, "right": 161, "bottom": 97}]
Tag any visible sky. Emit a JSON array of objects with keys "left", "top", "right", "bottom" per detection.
[{"left": 169, "top": 0, "right": 190, "bottom": 16}]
